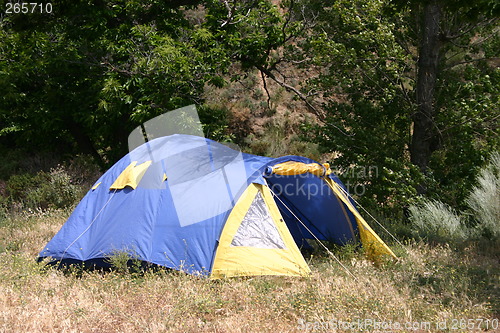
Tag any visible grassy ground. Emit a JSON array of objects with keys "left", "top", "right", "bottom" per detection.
[{"left": 0, "top": 208, "right": 499, "bottom": 332}]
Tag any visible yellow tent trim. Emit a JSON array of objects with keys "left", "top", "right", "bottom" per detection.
[
  {"left": 211, "top": 183, "right": 311, "bottom": 279},
  {"left": 91, "top": 182, "right": 101, "bottom": 190},
  {"left": 324, "top": 178, "right": 397, "bottom": 260},
  {"left": 109, "top": 161, "right": 152, "bottom": 190},
  {"left": 271, "top": 161, "right": 332, "bottom": 176}
]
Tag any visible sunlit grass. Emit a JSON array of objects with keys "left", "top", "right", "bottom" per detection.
[{"left": 0, "top": 209, "right": 498, "bottom": 332}]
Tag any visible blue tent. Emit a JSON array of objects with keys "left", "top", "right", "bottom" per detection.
[{"left": 39, "top": 134, "right": 394, "bottom": 278}]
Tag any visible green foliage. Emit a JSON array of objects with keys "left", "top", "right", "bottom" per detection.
[
  {"left": 0, "top": 0, "right": 497, "bottom": 218},
  {"left": 6, "top": 173, "right": 50, "bottom": 207},
  {"left": 64, "top": 155, "right": 102, "bottom": 188},
  {"left": 206, "top": 0, "right": 291, "bottom": 68},
  {"left": 197, "top": 104, "right": 235, "bottom": 143},
  {"left": 0, "top": 146, "right": 24, "bottom": 178},
  {"left": 430, "top": 67, "right": 499, "bottom": 202},
  {"left": 293, "top": 0, "right": 499, "bottom": 215},
  {"left": 5, "top": 166, "right": 82, "bottom": 210},
  {"left": 105, "top": 249, "right": 144, "bottom": 275},
  {"left": 0, "top": 0, "right": 231, "bottom": 166},
  {"left": 292, "top": 0, "right": 420, "bottom": 214},
  {"left": 46, "top": 166, "right": 84, "bottom": 208}
]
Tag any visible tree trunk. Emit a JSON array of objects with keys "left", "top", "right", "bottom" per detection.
[
  {"left": 64, "top": 118, "right": 106, "bottom": 169},
  {"left": 410, "top": 0, "right": 442, "bottom": 193}
]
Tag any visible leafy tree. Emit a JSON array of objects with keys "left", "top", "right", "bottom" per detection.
[
  {"left": 399, "top": 0, "right": 499, "bottom": 200},
  {"left": 194, "top": 0, "right": 499, "bottom": 213},
  {"left": 281, "top": 0, "right": 498, "bottom": 212},
  {"left": 391, "top": 0, "right": 499, "bottom": 207},
  {"left": 283, "top": 0, "right": 422, "bottom": 213},
  {"left": 0, "top": 0, "right": 497, "bottom": 215},
  {"left": 0, "top": 0, "right": 229, "bottom": 167}
]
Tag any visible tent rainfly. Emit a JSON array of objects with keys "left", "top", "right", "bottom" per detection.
[{"left": 38, "top": 134, "right": 395, "bottom": 278}]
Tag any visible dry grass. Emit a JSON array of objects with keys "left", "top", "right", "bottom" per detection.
[{"left": 0, "top": 209, "right": 499, "bottom": 332}]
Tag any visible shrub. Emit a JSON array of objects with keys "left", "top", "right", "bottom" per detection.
[
  {"left": 409, "top": 152, "right": 500, "bottom": 243},
  {"left": 65, "top": 155, "right": 102, "bottom": 188},
  {"left": 5, "top": 166, "right": 82, "bottom": 211},
  {"left": 105, "top": 249, "right": 144, "bottom": 275},
  {"left": 408, "top": 199, "right": 467, "bottom": 243},
  {"left": 6, "top": 172, "right": 51, "bottom": 209},
  {"left": 45, "top": 166, "right": 83, "bottom": 208},
  {"left": 466, "top": 152, "right": 500, "bottom": 239}
]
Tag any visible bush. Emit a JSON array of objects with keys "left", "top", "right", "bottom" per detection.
[
  {"left": 466, "top": 152, "right": 500, "bottom": 239},
  {"left": 6, "top": 172, "right": 51, "bottom": 209},
  {"left": 408, "top": 199, "right": 467, "bottom": 243},
  {"left": 45, "top": 166, "right": 83, "bottom": 208},
  {"left": 105, "top": 249, "right": 144, "bottom": 275},
  {"left": 65, "top": 155, "right": 102, "bottom": 188},
  {"left": 5, "top": 166, "right": 83, "bottom": 211},
  {"left": 409, "top": 152, "right": 500, "bottom": 243}
]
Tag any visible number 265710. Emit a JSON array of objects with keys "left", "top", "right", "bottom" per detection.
[{"left": 5, "top": 3, "right": 53, "bottom": 14}]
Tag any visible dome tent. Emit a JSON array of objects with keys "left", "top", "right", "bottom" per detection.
[{"left": 38, "top": 134, "right": 395, "bottom": 278}]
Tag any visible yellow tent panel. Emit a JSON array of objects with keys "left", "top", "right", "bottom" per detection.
[{"left": 211, "top": 183, "right": 311, "bottom": 279}]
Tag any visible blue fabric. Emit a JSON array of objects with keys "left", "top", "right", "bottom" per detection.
[
  {"left": 38, "top": 134, "right": 361, "bottom": 275},
  {"left": 265, "top": 174, "right": 358, "bottom": 245}
]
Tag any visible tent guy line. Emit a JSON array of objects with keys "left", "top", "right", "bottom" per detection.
[
  {"left": 267, "top": 182, "right": 358, "bottom": 280},
  {"left": 57, "top": 189, "right": 119, "bottom": 269},
  {"left": 330, "top": 181, "right": 406, "bottom": 250}
]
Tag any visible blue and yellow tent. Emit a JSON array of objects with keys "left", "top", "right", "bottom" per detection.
[{"left": 38, "top": 134, "right": 395, "bottom": 278}]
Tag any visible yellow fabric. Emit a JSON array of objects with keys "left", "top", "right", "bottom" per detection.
[
  {"left": 162, "top": 173, "right": 167, "bottom": 182},
  {"left": 91, "top": 182, "right": 101, "bottom": 190},
  {"left": 272, "top": 161, "right": 332, "bottom": 176},
  {"left": 211, "top": 183, "right": 311, "bottom": 279},
  {"left": 324, "top": 178, "right": 397, "bottom": 260},
  {"left": 109, "top": 161, "right": 152, "bottom": 190}
]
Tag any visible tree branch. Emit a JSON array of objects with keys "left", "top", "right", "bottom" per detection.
[
  {"left": 254, "top": 64, "right": 355, "bottom": 137},
  {"left": 220, "top": 0, "right": 253, "bottom": 27},
  {"left": 444, "top": 57, "right": 500, "bottom": 69},
  {"left": 255, "top": 64, "right": 322, "bottom": 117},
  {"left": 260, "top": 70, "right": 272, "bottom": 110}
]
